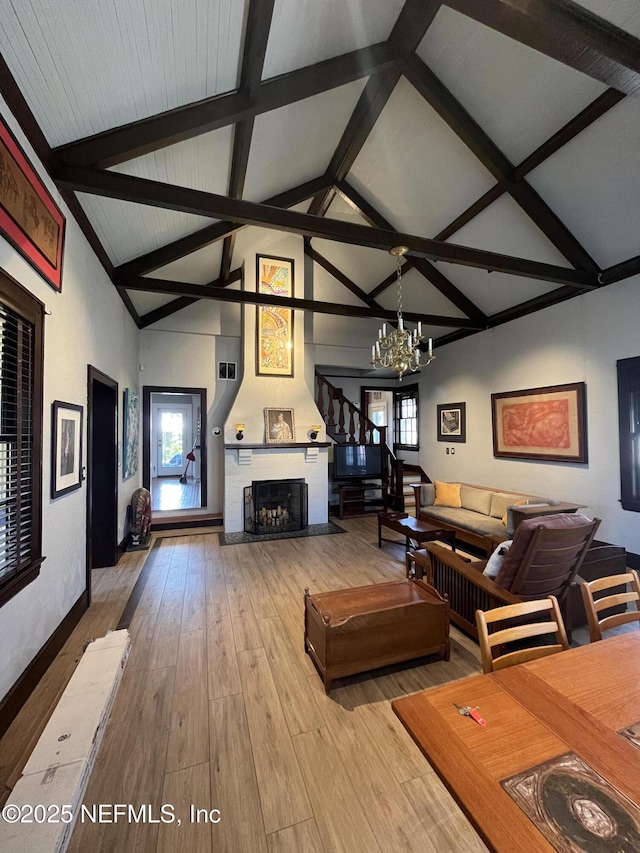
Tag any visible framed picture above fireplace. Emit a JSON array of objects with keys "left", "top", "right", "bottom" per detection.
[
  {"left": 265, "top": 407, "right": 296, "bottom": 443},
  {"left": 256, "top": 255, "right": 294, "bottom": 377}
]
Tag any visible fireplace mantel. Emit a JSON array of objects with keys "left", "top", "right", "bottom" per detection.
[{"left": 224, "top": 442, "right": 331, "bottom": 449}]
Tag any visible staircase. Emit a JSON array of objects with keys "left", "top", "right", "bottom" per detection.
[{"left": 315, "top": 371, "right": 430, "bottom": 512}]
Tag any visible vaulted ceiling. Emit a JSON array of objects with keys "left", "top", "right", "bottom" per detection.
[{"left": 1, "top": 0, "right": 639, "bottom": 352}]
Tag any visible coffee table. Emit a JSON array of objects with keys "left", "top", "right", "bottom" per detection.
[{"left": 377, "top": 511, "right": 456, "bottom": 554}]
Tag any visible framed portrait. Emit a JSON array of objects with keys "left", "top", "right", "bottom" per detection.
[
  {"left": 437, "top": 402, "right": 466, "bottom": 443},
  {"left": 491, "top": 382, "right": 587, "bottom": 463},
  {"left": 256, "top": 255, "right": 294, "bottom": 377},
  {"left": 123, "top": 388, "right": 140, "bottom": 480},
  {"left": 0, "top": 116, "right": 66, "bottom": 292},
  {"left": 264, "top": 407, "right": 296, "bottom": 443},
  {"left": 51, "top": 401, "right": 83, "bottom": 498}
]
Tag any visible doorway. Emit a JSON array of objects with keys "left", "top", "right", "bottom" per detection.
[
  {"left": 360, "top": 386, "right": 394, "bottom": 446},
  {"left": 86, "top": 366, "right": 119, "bottom": 598},
  {"left": 143, "top": 386, "right": 207, "bottom": 512}
]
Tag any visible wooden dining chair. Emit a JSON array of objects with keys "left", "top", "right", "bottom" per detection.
[
  {"left": 476, "top": 596, "right": 569, "bottom": 674},
  {"left": 580, "top": 570, "right": 640, "bottom": 642}
]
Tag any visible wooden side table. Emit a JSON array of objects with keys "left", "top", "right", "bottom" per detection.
[{"left": 378, "top": 511, "right": 456, "bottom": 554}]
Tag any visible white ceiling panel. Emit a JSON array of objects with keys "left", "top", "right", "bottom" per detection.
[
  {"left": 76, "top": 193, "right": 211, "bottom": 266},
  {"left": 446, "top": 195, "right": 574, "bottom": 267},
  {"left": 444, "top": 266, "right": 559, "bottom": 316},
  {"left": 147, "top": 242, "right": 225, "bottom": 284},
  {"left": 0, "top": 0, "right": 246, "bottom": 146},
  {"left": 573, "top": 1, "right": 640, "bottom": 37},
  {"left": 243, "top": 79, "right": 367, "bottom": 202},
  {"left": 417, "top": 6, "right": 607, "bottom": 166},
  {"left": 326, "top": 193, "right": 371, "bottom": 225},
  {"left": 375, "top": 267, "right": 467, "bottom": 319},
  {"left": 312, "top": 314, "right": 382, "bottom": 349},
  {"left": 527, "top": 98, "right": 640, "bottom": 267},
  {"left": 111, "top": 127, "right": 233, "bottom": 195},
  {"left": 349, "top": 77, "right": 496, "bottom": 238},
  {"left": 263, "top": 0, "right": 404, "bottom": 79},
  {"left": 312, "top": 265, "right": 368, "bottom": 308},
  {"left": 127, "top": 291, "right": 177, "bottom": 316},
  {"left": 312, "top": 239, "right": 397, "bottom": 292}
]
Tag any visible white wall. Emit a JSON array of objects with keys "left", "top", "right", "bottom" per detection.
[
  {"left": 140, "top": 328, "right": 219, "bottom": 509},
  {"left": 0, "top": 98, "right": 140, "bottom": 699},
  {"left": 417, "top": 275, "right": 640, "bottom": 556}
]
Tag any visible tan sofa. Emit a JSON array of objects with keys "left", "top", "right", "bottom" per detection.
[{"left": 412, "top": 481, "right": 585, "bottom": 557}]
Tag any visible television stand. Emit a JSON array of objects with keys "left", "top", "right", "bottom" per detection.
[{"left": 337, "top": 480, "right": 388, "bottom": 520}]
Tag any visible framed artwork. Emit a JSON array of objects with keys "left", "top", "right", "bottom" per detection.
[
  {"left": 256, "top": 255, "right": 294, "bottom": 376},
  {"left": 492, "top": 382, "right": 587, "bottom": 463},
  {"left": 123, "top": 388, "right": 140, "bottom": 480},
  {"left": 265, "top": 407, "right": 296, "bottom": 443},
  {"left": 0, "top": 116, "right": 66, "bottom": 292},
  {"left": 437, "top": 402, "right": 466, "bottom": 443},
  {"left": 51, "top": 401, "right": 83, "bottom": 498}
]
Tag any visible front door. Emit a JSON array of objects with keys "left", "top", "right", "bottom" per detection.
[{"left": 155, "top": 405, "right": 191, "bottom": 476}]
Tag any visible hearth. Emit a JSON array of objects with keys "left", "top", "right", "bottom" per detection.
[{"left": 244, "top": 478, "right": 308, "bottom": 535}]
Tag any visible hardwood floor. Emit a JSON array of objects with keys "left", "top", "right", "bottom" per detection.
[{"left": 5, "top": 517, "right": 489, "bottom": 853}]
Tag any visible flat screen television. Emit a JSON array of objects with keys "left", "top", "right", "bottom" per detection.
[{"left": 333, "top": 444, "right": 383, "bottom": 480}]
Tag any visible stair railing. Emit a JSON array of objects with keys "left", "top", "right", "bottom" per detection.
[{"left": 315, "top": 371, "right": 397, "bottom": 490}]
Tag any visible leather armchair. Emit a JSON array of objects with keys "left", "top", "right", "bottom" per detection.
[{"left": 408, "top": 514, "right": 600, "bottom": 639}]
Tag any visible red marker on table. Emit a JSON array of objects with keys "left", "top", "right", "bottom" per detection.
[{"left": 453, "top": 703, "right": 487, "bottom": 726}]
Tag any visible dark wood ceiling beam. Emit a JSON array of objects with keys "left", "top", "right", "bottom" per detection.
[
  {"left": 305, "top": 245, "right": 381, "bottom": 309},
  {"left": 139, "top": 296, "right": 201, "bottom": 327},
  {"left": 309, "top": 0, "right": 440, "bottom": 216},
  {"left": 514, "top": 88, "right": 625, "bottom": 178},
  {"left": 58, "top": 165, "right": 594, "bottom": 286},
  {"left": 113, "top": 174, "right": 331, "bottom": 279},
  {"left": 122, "top": 275, "right": 484, "bottom": 329},
  {"left": 441, "top": 0, "right": 640, "bottom": 95},
  {"left": 220, "top": 1, "right": 276, "bottom": 281},
  {"left": 137, "top": 268, "right": 243, "bottom": 327},
  {"left": 369, "top": 264, "right": 414, "bottom": 300},
  {"left": 388, "top": 0, "right": 442, "bottom": 54},
  {"left": 337, "top": 180, "right": 489, "bottom": 320},
  {"left": 54, "top": 43, "right": 396, "bottom": 168},
  {"left": 400, "top": 53, "right": 599, "bottom": 273},
  {"left": 433, "top": 88, "right": 624, "bottom": 243},
  {"left": 601, "top": 254, "right": 640, "bottom": 286},
  {"left": 436, "top": 282, "right": 595, "bottom": 347},
  {"left": 434, "top": 184, "right": 505, "bottom": 242},
  {"left": 308, "top": 69, "right": 400, "bottom": 216}
]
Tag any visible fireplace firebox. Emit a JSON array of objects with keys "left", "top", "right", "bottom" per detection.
[{"left": 244, "top": 478, "right": 308, "bottom": 535}]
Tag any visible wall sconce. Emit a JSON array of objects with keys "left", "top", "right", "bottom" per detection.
[
  {"left": 235, "top": 423, "right": 245, "bottom": 441},
  {"left": 310, "top": 424, "right": 322, "bottom": 441}
]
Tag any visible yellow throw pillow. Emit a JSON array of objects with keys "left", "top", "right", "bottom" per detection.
[
  {"left": 433, "top": 481, "right": 462, "bottom": 508},
  {"left": 502, "top": 499, "right": 527, "bottom": 526}
]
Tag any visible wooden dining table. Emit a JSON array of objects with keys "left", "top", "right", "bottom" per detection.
[{"left": 392, "top": 632, "right": 640, "bottom": 852}]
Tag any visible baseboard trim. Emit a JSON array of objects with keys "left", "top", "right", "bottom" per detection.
[
  {"left": 151, "top": 516, "right": 223, "bottom": 531},
  {"left": 0, "top": 591, "right": 88, "bottom": 739}
]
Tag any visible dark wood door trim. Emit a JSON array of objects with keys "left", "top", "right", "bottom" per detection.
[
  {"left": 142, "top": 386, "right": 208, "bottom": 508},
  {"left": 86, "top": 366, "right": 118, "bottom": 602}
]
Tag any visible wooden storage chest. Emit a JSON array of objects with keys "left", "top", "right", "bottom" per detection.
[{"left": 304, "top": 578, "right": 450, "bottom": 693}]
